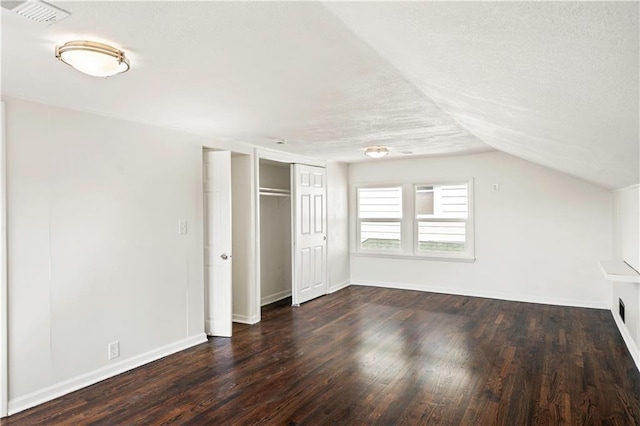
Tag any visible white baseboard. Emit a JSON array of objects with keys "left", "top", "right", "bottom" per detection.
[
  {"left": 611, "top": 308, "right": 640, "bottom": 372},
  {"left": 8, "top": 333, "right": 207, "bottom": 416},
  {"left": 328, "top": 280, "right": 350, "bottom": 294},
  {"left": 261, "top": 289, "right": 291, "bottom": 306},
  {"left": 350, "top": 280, "right": 609, "bottom": 310},
  {"left": 232, "top": 313, "right": 260, "bottom": 325}
]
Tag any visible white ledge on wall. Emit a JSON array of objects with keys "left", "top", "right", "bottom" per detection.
[{"left": 599, "top": 260, "right": 640, "bottom": 284}]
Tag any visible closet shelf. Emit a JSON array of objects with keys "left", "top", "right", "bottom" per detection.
[{"left": 259, "top": 187, "right": 291, "bottom": 197}]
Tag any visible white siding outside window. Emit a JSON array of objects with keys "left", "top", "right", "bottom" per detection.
[
  {"left": 357, "top": 187, "right": 402, "bottom": 251},
  {"left": 415, "top": 184, "right": 471, "bottom": 256}
]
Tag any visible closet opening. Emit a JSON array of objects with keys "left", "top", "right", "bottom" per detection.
[{"left": 258, "top": 159, "right": 292, "bottom": 307}]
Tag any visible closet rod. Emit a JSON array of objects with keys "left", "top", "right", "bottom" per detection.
[
  {"left": 259, "top": 187, "right": 290, "bottom": 197},
  {"left": 260, "top": 192, "right": 290, "bottom": 198}
]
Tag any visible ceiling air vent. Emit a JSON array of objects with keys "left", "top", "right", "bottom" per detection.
[{"left": 1, "top": 0, "right": 70, "bottom": 25}]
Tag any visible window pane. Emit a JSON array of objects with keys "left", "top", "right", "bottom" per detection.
[
  {"left": 416, "top": 184, "right": 468, "bottom": 219},
  {"left": 417, "top": 221, "right": 466, "bottom": 252},
  {"left": 415, "top": 186, "right": 434, "bottom": 215},
  {"left": 360, "top": 222, "right": 401, "bottom": 250},
  {"left": 358, "top": 187, "right": 402, "bottom": 219}
]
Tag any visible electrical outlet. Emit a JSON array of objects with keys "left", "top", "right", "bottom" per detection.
[
  {"left": 108, "top": 341, "right": 120, "bottom": 360},
  {"left": 492, "top": 183, "right": 500, "bottom": 192},
  {"left": 178, "top": 220, "right": 188, "bottom": 235}
]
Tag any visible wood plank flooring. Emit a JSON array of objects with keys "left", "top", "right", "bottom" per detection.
[{"left": 2, "top": 286, "right": 640, "bottom": 425}]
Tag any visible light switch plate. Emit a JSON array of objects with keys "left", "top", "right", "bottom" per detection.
[
  {"left": 179, "top": 220, "right": 188, "bottom": 235},
  {"left": 108, "top": 341, "right": 120, "bottom": 360}
]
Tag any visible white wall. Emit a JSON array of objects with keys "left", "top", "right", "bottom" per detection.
[
  {"left": 326, "top": 162, "right": 350, "bottom": 292},
  {"left": 5, "top": 97, "right": 208, "bottom": 413},
  {"left": 0, "top": 101, "right": 7, "bottom": 417},
  {"left": 616, "top": 186, "right": 640, "bottom": 271},
  {"left": 231, "top": 155, "right": 256, "bottom": 323},
  {"left": 611, "top": 185, "right": 640, "bottom": 367},
  {"left": 259, "top": 163, "right": 292, "bottom": 305},
  {"left": 350, "top": 152, "right": 613, "bottom": 308}
]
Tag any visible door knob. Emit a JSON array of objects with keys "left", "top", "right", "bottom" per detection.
[{"left": 220, "top": 253, "right": 230, "bottom": 260}]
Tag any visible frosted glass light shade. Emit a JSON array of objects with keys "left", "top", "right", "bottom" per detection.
[
  {"left": 55, "top": 41, "right": 130, "bottom": 78},
  {"left": 364, "top": 146, "right": 389, "bottom": 158}
]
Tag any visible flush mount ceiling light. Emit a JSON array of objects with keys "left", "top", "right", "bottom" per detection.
[
  {"left": 364, "top": 146, "right": 389, "bottom": 159},
  {"left": 55, "top": 40, "right": 130, "bottom": 78}
]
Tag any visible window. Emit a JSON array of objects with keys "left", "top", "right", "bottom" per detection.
[
  {"left": 415, "top": 183, "right": 471, "bottom": 257},
  {"left": 354, "top": 180, "right": 474, "bottom": 261},
  {"left": 357, "top": 186, "right": 402, "bottom": 251}
]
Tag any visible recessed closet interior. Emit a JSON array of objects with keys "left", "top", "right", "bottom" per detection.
[{"left": 259, "top": 159, "right": 292, "bottom": 306}]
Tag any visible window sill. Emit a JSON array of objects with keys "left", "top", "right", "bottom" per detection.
[{"left": 351, "top": 252, "right": 476, "bottom": 263}]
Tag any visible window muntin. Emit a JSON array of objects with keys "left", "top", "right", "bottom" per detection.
[
  {"left": 415, "top": 183, "right": 470, "bottom": 255},
  {"left": 357, "top": 187, "right": 402, "bottom": 251}
]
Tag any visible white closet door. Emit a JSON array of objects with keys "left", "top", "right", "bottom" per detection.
[
  {"left": 292, "top": 164, "right": 327, "bottom": 306},
  {"left": 203, "top": 151, "right": 232, "bottom": 337}
]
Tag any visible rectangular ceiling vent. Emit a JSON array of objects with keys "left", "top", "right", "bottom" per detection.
[{"left": 1, "top": 0, "right": 70, "bottom": 25}]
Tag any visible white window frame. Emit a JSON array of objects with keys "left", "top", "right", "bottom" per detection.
[
  {"left": 413, "top": 180, "right": 474, "bottom": 261},
  {"left": 356, "top": 185, "right": 403, "bottom": 254},
  {"left": 352, "top": 179, "right": 474, "bottom": 262}
]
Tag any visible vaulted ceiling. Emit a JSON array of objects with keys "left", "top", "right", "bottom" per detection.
[{"left": 2, "top": 1, "right": 638, "bottom": 189}]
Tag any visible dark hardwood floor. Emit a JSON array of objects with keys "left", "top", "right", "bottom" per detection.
[{"left": 3, "top": 286, "right": 640, "bottom": 425}]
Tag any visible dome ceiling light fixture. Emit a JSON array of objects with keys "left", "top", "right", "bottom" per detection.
[
  {"left": 364, "top": 146, "right": 389, "bottom": 159},
  {"left": 55, "top": 40, "right": 130, "bottom": 78}
]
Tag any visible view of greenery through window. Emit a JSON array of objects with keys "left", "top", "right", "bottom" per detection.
[{"left": 360, "top": 239, "right": 465, "bottom": 252}]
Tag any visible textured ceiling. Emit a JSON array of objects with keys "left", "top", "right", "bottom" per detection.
[
  {"left": 1, "top": 1, "right": 638, "bottom": 189},
  {"left": 326, "top": 2, "right": 639, "bottom": 189}
]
